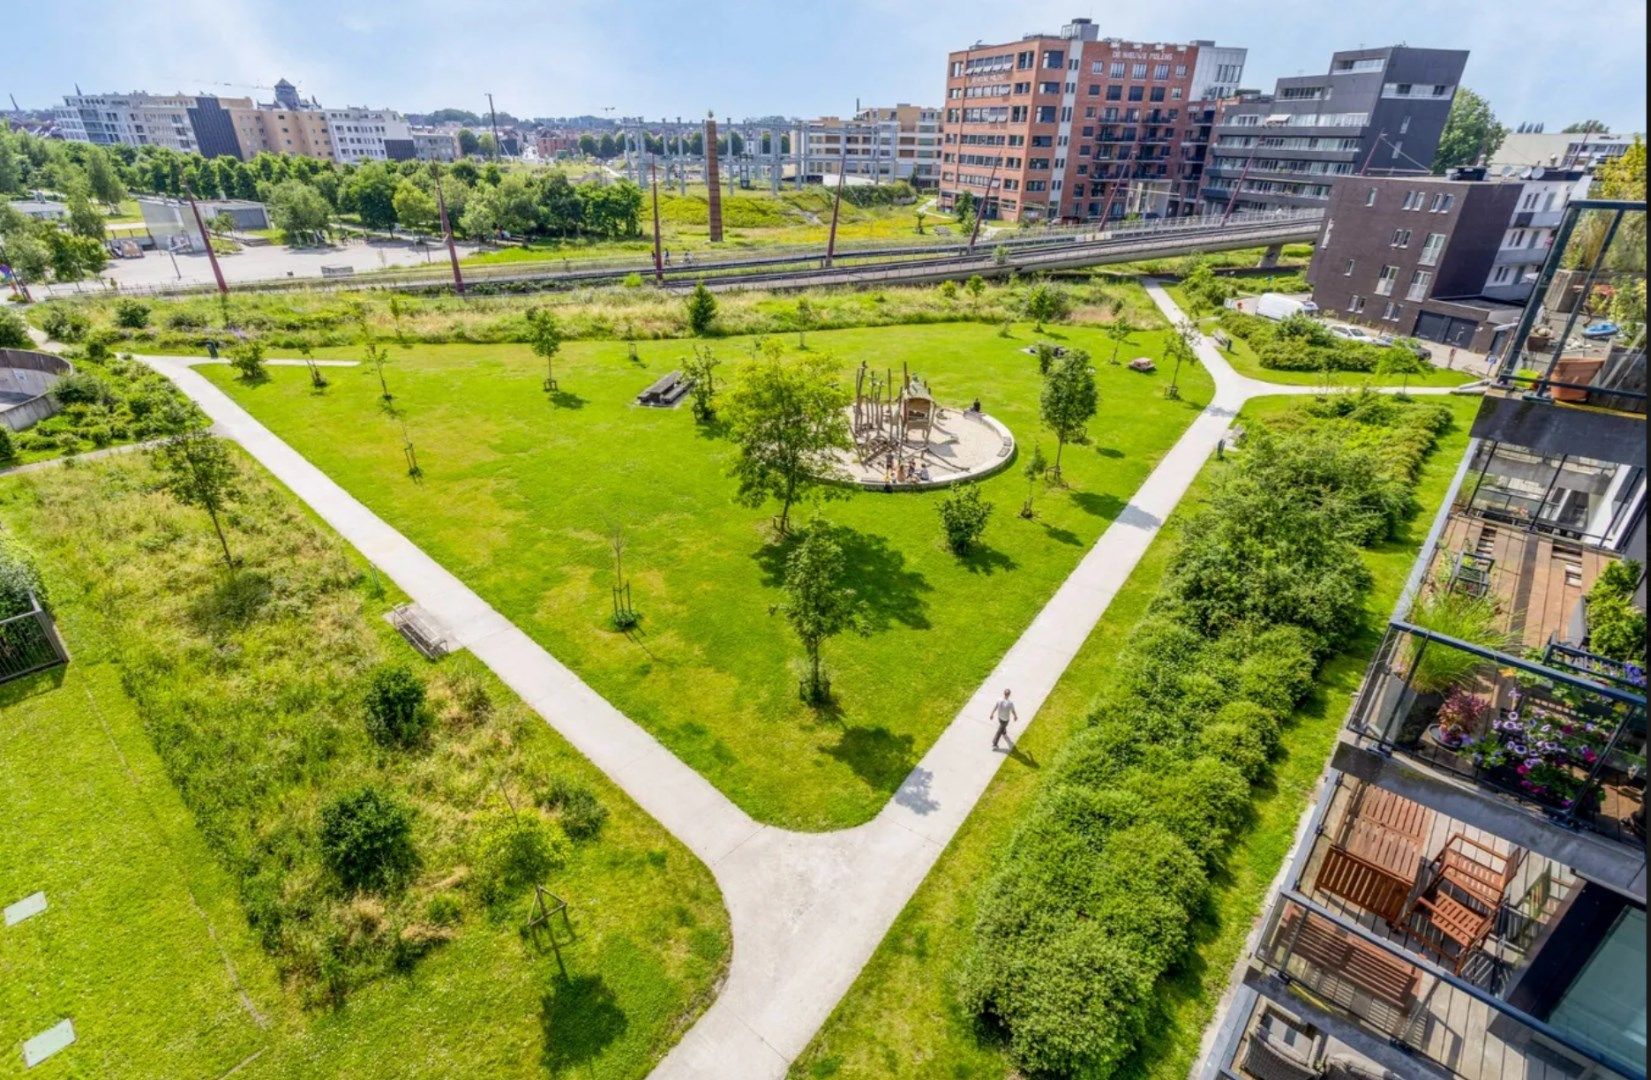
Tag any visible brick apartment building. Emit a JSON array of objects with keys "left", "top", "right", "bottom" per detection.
[
  {"left": 938, "top": 17, "right": 1246, "bottom": 223},
  {"left": 1308, "top": 167, "right": 1592, "bottom": 353}
]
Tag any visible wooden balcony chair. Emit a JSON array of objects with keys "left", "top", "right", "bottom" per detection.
[
  {"left": 1411, "top": 890, "right": 1495, "bottom": 975},
  {"left": 1432, "top": 832, "right": 1523, "bottom": 913}
]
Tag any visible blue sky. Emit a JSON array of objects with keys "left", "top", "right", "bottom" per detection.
[{"left": 12, "top": 0, "right": 1648, "bottom": 132}]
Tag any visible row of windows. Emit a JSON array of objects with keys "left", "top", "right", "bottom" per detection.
[
  {"left": 1088, "top": 60, "right": 1186, "bottom": 80},
  {"left": 1226, "top": 111, "right": 1370, "bottom": 128},
  {"left": 1346, "top": 295, "right": 1407, "bottom": 324},
  {"left": 1217, "top": 134, "right": 1363, "bottom": 152}
]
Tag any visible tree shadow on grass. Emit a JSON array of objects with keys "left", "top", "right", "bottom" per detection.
[
  {"left": 540, "top": 973, "right": 628, "bottom": 1074},
  {"left": 547, "top": 389, "right": 587, "bottom": 410},
  {"left": 1068, "top": 489, "right": 1127, "bottom": 521},
  {"left": 755, "top": 524, "right": 932, "bottom": 631},
  {"left": 690, "top": 416, "right": 730, "bottom": 442},
  {"left": 958, "top": 543, "right": 1016, "bottom": 576},
  {"left": 187, "top": 570, "right": 273, "bottom": 630},
  {"left": 821, "top": 724, "right": 918, "bottom": 794},
  {"left": 1038, "top": 523, "right": 1082, "bottom": 547},
  {"left": 1093, "top": 445, "right": 1125, "bottom": 459}
]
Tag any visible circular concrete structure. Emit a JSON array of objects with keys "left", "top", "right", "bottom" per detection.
[
  {"left": 831, "top": 404, "right": 1015, "bottom": 491},
  {"left": 0, "top": 349, "right": 73, "bottom": 433}
]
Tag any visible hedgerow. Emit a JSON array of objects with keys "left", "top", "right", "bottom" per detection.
[{"left": 958, "top": 395, "right": 1455, "bottom": 1076}]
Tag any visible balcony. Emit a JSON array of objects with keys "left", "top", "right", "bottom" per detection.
[
  {"left": 1493, "top": 200, "right": 1646, "bottom": 416},
  {"left": 1346, "top": 620, "right": 1645, "bottom": 850},
  {"left": 1223, "top": 778, "right": 1645, "bottom": 1080}
]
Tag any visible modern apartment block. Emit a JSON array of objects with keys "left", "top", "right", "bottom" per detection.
[
  {"left": 55, "top": 78, "right": 412, "bottom": 165},
  {"left": 1205, "top": 199, "right": 1646, "bottom": 1080},
  {"left": 1308, "top": 168, "right": 1593, "bottom": 352},
  {"left": 937, "top": 17, "right": 1246, "bottom": 223},
  {"left": 54, "top": 91, "right": 253, "bottom": 156},
  {"left": 794, "top": 105, "right": 941, "bottom": 187},
  {"left": 1489, "top": 131, "right": 1646, "bottom": 173},
  {"left": 1202, "top": 46, "right": 1468, "bottom": 214}
]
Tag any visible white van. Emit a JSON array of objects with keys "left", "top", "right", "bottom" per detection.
[{"left": 1255, "top": 293, "right": 1320, "bottom": 321}]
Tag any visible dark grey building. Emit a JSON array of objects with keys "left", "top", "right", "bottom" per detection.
[
  {"left": 186, "top": 96, "right": 243, "bottom": 160},
  {"left": 1202, "top": 46, "right": 1468, "bottom": 213}
]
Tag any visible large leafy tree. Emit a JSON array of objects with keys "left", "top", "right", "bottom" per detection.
[
  {"left": 1432, "top": 88, "right": 1507, "bottom": 172},
  {"left": 723, "top": 350, "right": 852, "bottom": 535},
  {"left": 268, "top": 179, "right": 332, "bottom": 242},
  {"left": 84, "top": 147, "right": 127, "bottom": 207},
  {"left": 391, "top": 179, "right": 438, "bottom": 234},
  {"left": 1039, "top": 349, "right": 1098, "bottom": 481},
  {"left": 343, "top": 162, "right": 400, "bottom": 230}
]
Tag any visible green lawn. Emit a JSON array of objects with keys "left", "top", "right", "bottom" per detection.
[
  {"left": 0, "top": 455, "right": 728, "bottom": 1080},
  {"left": 201, "top": 321, "right": 1211, "bottom": 829},
  {"left": 788, "top": 392, "right": 1481, "bottom": 1079}
]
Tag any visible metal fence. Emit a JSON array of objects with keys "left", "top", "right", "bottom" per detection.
[{"left": 0, "top": 592, "right": 69, "bottom": 684}]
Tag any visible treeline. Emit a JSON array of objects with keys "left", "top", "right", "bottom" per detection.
[
  {"left": 0, "top": 126, "right": 644, "bottom": 255},
  {"left": 958, "top": 392, "right": 1455, "bottom": 1076}
]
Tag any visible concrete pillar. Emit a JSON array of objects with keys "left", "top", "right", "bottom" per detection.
[
  {"left": 1257, "top": 242, "right": 1284, "bottom": 269},
  {"left": 704, "top": 117, "right": 724, "bottom": 242}
]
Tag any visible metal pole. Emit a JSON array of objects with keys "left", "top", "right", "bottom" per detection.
[
  {"left": 967, "top": 153, "right": 1000, "bottom": 254},
  {"left": 825, "top": 143, "right": 848, "bottom": 266},
  {"left": 1219, "top": 146, "right": 1256, "bottom": 228},
  {"left": 487, "top": 93, "right": 501, "bottom": 161},
  {"left": 433, "top": 168, "right": 465, "bottom": 295},
  {"left": 185, "top": 188, "right": 229, "bottom": 295},
  {"left": 650, "top": 157, "right": 664, "bottom": 285}
]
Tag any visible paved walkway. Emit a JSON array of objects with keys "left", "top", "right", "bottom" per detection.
[{"left": 134, "top": 287, "right": 1476, "bottom": 1079}]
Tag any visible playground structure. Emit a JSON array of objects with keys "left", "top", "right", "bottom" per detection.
[{"left": 835, "top": 362, "right": 1015, "bottom": 490}]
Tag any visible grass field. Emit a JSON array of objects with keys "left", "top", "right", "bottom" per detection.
[
  {"left": 788, "top": 392, "right": 1481, "bottom": 1079},
  {"left": 0, "top": 453, "right": 728, "bottom": 1080},
  {"left": 200, "top": 320, "right": 1211, "bottom": 829},
  {"left": 463, "top": 185, "right": 949, "bottom": 267}
]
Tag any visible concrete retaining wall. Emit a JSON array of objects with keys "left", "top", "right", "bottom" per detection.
[{"left": 0, "top": 349, "right": 73, "bottom": 433}]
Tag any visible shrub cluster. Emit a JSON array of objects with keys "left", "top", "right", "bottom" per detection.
[
  {"left": 958, "top": 396, "right": 1455, "bottom": 1076},
  {"left": 4, "top": 348, "right": 193, "bottom": 463},
  {"left": 1585, "top": 559, "right": 1646, "bottom": 662},
  {"left": 1221, "top": 310, "right": 1391, "bottom": 372}
]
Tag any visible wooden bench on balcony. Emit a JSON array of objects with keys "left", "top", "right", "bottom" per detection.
[{"left": 1277, "top": 907, "right": 1421, "bottom": 1034}]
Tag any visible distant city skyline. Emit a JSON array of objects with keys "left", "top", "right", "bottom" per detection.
[{"left": 13, "top": 0, "right": 1648, "bottom": 132}]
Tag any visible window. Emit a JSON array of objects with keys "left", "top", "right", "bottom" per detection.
[
  {"left": 1174, "top": 63, "right": 1187, "bottom": 78},
  {"left": 1491, "top": 265, "right": 1513, "bottom": 284},
  {"left": 1435, "top": 193, "right": 1454, "bottom": 213},
  {"left": 1344, "top": 257, "right": 1356, "bottom": 275},
  {"left": 1153, "top": 63, "right": 1170, "bottom": 79},
  {"left": 1042, "top": 50, "right": 1064, "bottom": 68},
  {"left": 1418, "top": 231, "right": 1446, "bottom": 266},
  {"left": 1105, "top": 85, "right": 1122, "bottom": 101},
  {"left": 1034, "top": 106, "right": 1057, "bottom": 123},
  {"left": 1040, "top": 81, "right": 1061, "bottom": 94},
  {"left": 1382, "top": 301, "right": 1402, "bottom": 322},
  {"left": 1406, "top": 270, "right": 1432, "bottom": 301},
  {"left": 1127, "top": 86, "right": 1144, "bottom": 102},
  {"left": 1149, "top": 87, "right": 1166, "bottom": 102},
  {"left": 1375, "top": 265, "right": 1398, "bottom": 296},
  {"left": 1401, "top": 190, "right": 1415, "bottom": 210},
  {"left": 1087, "top": 84, "right": 1100, "bottom": 95},
  {"left": 1507, "top": 228, "right": 1526, "bottom": 248},
  {"left": 1391, "top": 228, "right": 1412, "bottom": 247},
  {"left": 1132, "top": 62, "right": 1148, "bottom": 78},
  {"left": 1110, "top": 61, "right": 1125, "bottom": 78},
  {"left": 1365, "top": 187, "right": 1378, "bottom": 206},
  {"left": 1349, "top": 295, "right": 1366, "bottom": 313},
  {"left": 1171, "top": 87, "right": 1183, "bottom": 100}
]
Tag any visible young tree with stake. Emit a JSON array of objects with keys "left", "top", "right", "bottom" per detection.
[
  {"left": 150, "top": 406, "right": 242, "bottom": 572},
  {"left": 782, "top": 522, "right": 856, "bottom": 704},
  {"left": 526, "top": 307, "right": 563, "bottom": 391},
  {"left": 1020, "top": 444, "right": 1047, "bottom": 518},
  {"left": 1039, "top": 349, "right": 1098, "bottom": 483}
]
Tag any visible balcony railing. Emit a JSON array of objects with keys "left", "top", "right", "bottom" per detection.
[
  {"left": 1244, "top": 892, "right": 1643, "bottom": 1080},
  {"left": 1347, "top": 622, "right": 1647, "bottom": 847},
  {"left": 1494, "top": 200, "right": 1646, "bottom": 415}
]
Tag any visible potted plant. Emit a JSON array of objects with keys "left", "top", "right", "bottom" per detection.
[{"left": 1428, "top": 689, "right": 1489, "bottom": 750}]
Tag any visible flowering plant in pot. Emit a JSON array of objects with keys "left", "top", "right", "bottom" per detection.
[
  {"left": 1461, "top": 686, "right": 1612, "bottom": 812},
  {"left": 1430, "top": 688, "right": 1488, "bottom": 749}
]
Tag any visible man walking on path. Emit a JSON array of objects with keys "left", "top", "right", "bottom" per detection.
[{"left": 990, "top": 688, "right": 1018, "bottom": 750}]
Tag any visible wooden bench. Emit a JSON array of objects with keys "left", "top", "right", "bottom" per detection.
[
  {"left": 1278, "top": 907, "right": 1420, "bottom": 1024},
  {"left": 637, "top": 370, "right": 687, "bottom": 406}
]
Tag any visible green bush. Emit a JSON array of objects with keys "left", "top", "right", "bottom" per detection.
[
  {"left": 0, "top": 535, "right": 47, "bottom": 613},
  {"left": 363, "top": 664, "right": 431, "bottom": 747},
  {"left": 0, "top": 426, "right": 13, "bottom": 464},
  {"left": 538, "top": 776, "right": 609, "bottom": 841},
  {"left": 958, "top": 395, "right": 1457, "bottom": 1075},
  {"left": 937, "top": 483, "right": 993, "bottom": 555},
  {"left": 473, "top": 813, "right": 566, "bottom": 903},
  {"left": 320, "top": 787, "right": 418, "bottom": 893},
  {"left": 1586, "top": 559, "right": 1645, "bottom": 661},
  {"left": 36, "top": 304, "right": 89, "bottom": 343},
  {"left": 51, "top": 371, "right": 113, "bottom": 406},
  {"left": 0, "top": 308, "right": 30, "bottom": 348},
  {"left": 113, "top": 298, "right": 152, "bottom": 329}
]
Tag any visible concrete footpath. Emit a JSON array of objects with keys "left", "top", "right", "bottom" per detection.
[{"left": 136, "top": 288, "right": 1474, "bottom": 1079}]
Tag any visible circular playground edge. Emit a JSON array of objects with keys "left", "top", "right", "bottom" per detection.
[{"left": 829, "top": 405, "right": 1017, "bottom": 491}]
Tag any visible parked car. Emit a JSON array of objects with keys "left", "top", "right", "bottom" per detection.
[
  {"left": 1328, "top": 324, "right": 1376, "bottom": 342},
  {"left": 1373, "top": 334, "right": 1434, "bottom": 360},
  {"left": 1255, "top": 293, "right": 1319, "bottom": 321}
]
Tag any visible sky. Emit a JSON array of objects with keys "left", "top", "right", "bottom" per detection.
[{"left": 11, "top": 0, "right": 1648, "bottom": 133}]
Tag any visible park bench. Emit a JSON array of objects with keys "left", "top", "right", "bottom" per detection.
[
  {"left": 637, "top": 370, "right": 683, "bottom": 405},
  {"left": 388, "top": 603, "right": 449, "bottom": 659},
  {"left": 1213, "top": 331, "right": 1233, "bottom": 350}
]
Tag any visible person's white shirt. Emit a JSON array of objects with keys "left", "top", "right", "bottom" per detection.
[{"left": 991, "top": 697, "right": 1017, "bottom": 723}]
